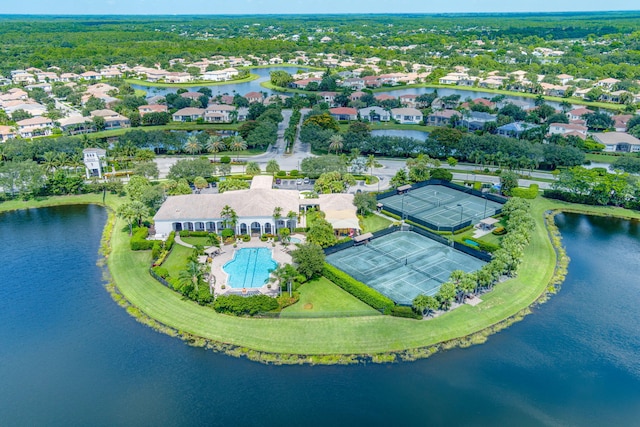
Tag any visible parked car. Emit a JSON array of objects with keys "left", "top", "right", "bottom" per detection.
[
  {"left": 303, "top": 177, "right": 310, "bottom": 184},
  {"left": 275, "top": 178, "right": 282, "bottom": 184},
  {"left": 296, "top": 178, "right": 303, "bottom": 185}
]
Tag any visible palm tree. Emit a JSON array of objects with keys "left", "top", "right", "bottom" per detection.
[
  {"left": 178, "top": 261, "right": 205, "bottom": 294},
  {"left": 328, "top": 134, "right": 344, "bottom": 155},
  {"left": 56, "top": 152, "right": 70, "bottom": 176},
  {"left": 220, "top": 204, "right": 238, "bottom": 231},
  {"left": 273, "top": 206, "right": 282, "bottom": 232},
  {"left": 286, "top": 210, "right": 297, "bottom": 232},
  {"left": 42, "top": 151, "right": 59, "bottom": 176},
  {"left": 269, "top": 263, "right": 298, "bottom": 297},
  {"left": 116, "top": 201, "right": 148, "bottom": 235},
  {"left": 229, "top": 135, "right": 247, "bottom": 161},
  {"left": 69, "top": 153, "right": 84, "bottom": 176},
  {"left": 365, "top": 154, "right": 381, "bottom": 181},
  {"left": 183, "top": 135, "right": 202, "bottom": 155},
  {"left": 206, "top": 135, "right": 225, "bottom": 162},
  {"left": 266, "top": 159, "right": 280, "bottom": 176}
]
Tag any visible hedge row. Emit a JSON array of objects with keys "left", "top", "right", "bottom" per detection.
[
  {"left": 323, "top": 264, "right": 394, "bottom": 311},
  {"left": 388, "top": 305, "right": 421, "bottom": 319},
  {"left": 461, "top": 238, "right": 501, "bottom": 253},
  {"left": 130, "top": 227, "right": 154, "bottom": 251},
  {"left": 179, "top": 230, "right": 210, "bottom": 237},
  {"left": 510, "top": 184, "right": 539, "bottom": 199},
  {"left": 213, "top": 294, "right": 279, "bottom": 316}
]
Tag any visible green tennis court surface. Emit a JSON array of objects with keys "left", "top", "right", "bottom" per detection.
[
  {"left": 380, "top": 185, "right": 503, "bottom": 229},
  {"left": 326, "top": 231, "right": 486, "bottom": 305}
]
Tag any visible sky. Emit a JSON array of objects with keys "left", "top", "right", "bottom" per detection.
[{"left": 0, "top": 0, "right": 638, "bottom": 15}]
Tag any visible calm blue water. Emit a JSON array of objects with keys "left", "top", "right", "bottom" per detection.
[
  {"left": 223, "top": 247, "right": 276, "bottom": 288},
  {"left": 2, "top": 206, "right": 640, "bottom": 426},
  {"left": 132, "top": 67, "right": 306, "bottom": 97},
  {"left": 371, "top": 129, "right": 429, "bottom": 140}
]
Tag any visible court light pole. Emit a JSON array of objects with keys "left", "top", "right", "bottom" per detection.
[
  {"left": 483, "top": 195, "right": 488, "bottom": 218},
  {"left": 457, "top": 203, "right": 464, "bottom": 224},
  {"left": 401, "top": 191, "right": 407, "bottom": 223}
]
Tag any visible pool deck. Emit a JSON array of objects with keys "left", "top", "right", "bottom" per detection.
[{"left": 208, "top": 234, "right": 305, "bottom": 297}]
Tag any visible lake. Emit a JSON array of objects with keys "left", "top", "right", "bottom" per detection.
[
  {"left": 371, "top": 129, "right": 429, "bottom": 140},
  {"left": 131, "top": 66, "right": 307, "bottom": 97},
  {"left": 1, "top": 206, "right": 640, "bottom": 425}
]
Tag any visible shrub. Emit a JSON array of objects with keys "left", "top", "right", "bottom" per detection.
[
  {"left": 462, "top": 238, "right": 501, "bottom": 252},
  {"left": 221, "top": 228, "right": 235, "bottom": 239},
  {"left": 510, "top": 184, "right": 539, "bottom": 199},
  {"left": 294, "top": 227, "right": 308, "bottom": 233},
  {"left": 220, "top": 155, "right": 231, "bottom": 164},
  {"left": 213, "top": 294, "right": 279, "bottom": 316},
  {"left": 166, "top": 231, "right": 176, "bottom": 251},
  {"left": 151, "top": 266, "right": 170, "bottom": 279},
  {"left": 276, "top": 170, "right": 287, "bottom": 177},
  {"left": 389, "top": 305, "right": 421, "bottom": 319},
  {"left": 152, "top": 241, "right": 162, "bottom": 259},
  {"left": 473, "top": 182, "right": 482, "bottom": 191},
  {"left": 241, "top": 234, "right": 251, "bottom": 242},
  {"left": 130, "top": 227, "right": 154, "bottom": 251},
  {"left": 492, "top": 226, "right": 506, "bottom": 235},
  {"left": 323, "top": 264, "right": 394, "bottom": 310},
  {"left": 289, "top": 169, "right": 299, "bottom": 176},
  {"left": 180, "top": 230, "right": 210, "bottom": 237}
]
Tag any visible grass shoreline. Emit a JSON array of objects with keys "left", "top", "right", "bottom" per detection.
[
  {"left": 125, "top": 73, "right": 260, "bottom": 88},
  {"left": 3, "top": 194, "right": 639, "bottom": 364}
]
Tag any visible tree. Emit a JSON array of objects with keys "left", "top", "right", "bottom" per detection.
[
  {"left": 300, "top": 155, "right": 347, "bottom": 178},
  {"left": 290, "top": 242, "right": 325, "bottom": 280},
  {"left": 269, "top": 263, "right": 298, "bottom": 296},
  {"left": 218, "top": 179, "right": 250, "bottom": 193},
  {"left": 436, "top": 281, "right": 457, "bottom": 310},
  {"left": 220, "top": 205, "right": 238, "bottom": 230},
  {"left": 206, "top": 135, "right": 226, "bottom": 162},
  {"left": 266, "top": 159, "right": 280, "bottom": 176},
  {"left": 245, "top": 161, "right": 261, "bottom": 176},
  {"left": 167, "top": 158, "right": 214, "bottom": 182},
  {"left": 286, "top": 210, "right": 297, "bottom": 232},
  {"left": 126, "top": 175, "right": 151, "bottom": 201},
  {"left": 178, "top": 261, "right": 206, "bottom": 294},
  {"left": 500, "top": 171, "right": 519, "bottom": 196},
  {"left": 183, "top": 135, "right": 202, "bottom": 155},
  {"left": 133, "top": 161, "right": 159, "bottom": 179},
  {"left": 229, "top": 135, "right": 247, "bottom": 161},
  {"left": 353, "top": 192, "right": 377, "bottom": 215},
  {"left": 273, "top": 206, "right": 283, "bottom": 232},
  {"left": 412, "top": 294, "right": 439, "bottom": 317},
  {"left": 583, "top": 112, "right": 614, "bottom": 131},
  {"left": 314, "top": 171, "right": 356, "bottom": 194},
  {"left": 390, "top": 168, "right": 410, "bottom": 188},
  {"left": 193, "top": 176, "right": 208, "bottom": 192},
  {"left": 306, "top": 215, "right": 337, "bottom": 248},
  {"left": 117, "top": 200, "right": 148, "bottom": 235},
  {"left": 365, "top": 154, "right": 381, "bottom": 179},
  {"left": 328, "top": 134, "right": 344, "bottom": 155}
]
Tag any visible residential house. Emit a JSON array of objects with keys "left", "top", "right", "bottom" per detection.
[
  {"left": 25, "top": 82, "right": 52, "bottom": 93},
  {"left": 80, "top": 71, "right": 102, "bottom": 81},
  {"left": 58, "top": 116, "right": 94, "bottom": 135},
  {"left": 339, "top": 78, "right": 365, "bottom": 90},
  {"left": 557, "top": 74, "right": 574, "bottom": 85},
  {"left": 439, "top": 72, "right": 468, "bottom": 85},
  {"left": 593, "top": 132, "right": 640, "bottom": 153},
  {"left": 601, "top": 90, "right": 631, "bottom": 103},
  {"left": 390, "top": 107, "right": 423, "bottom": 124},
  {"left": 426, "top": 109, "right": 462, "bottom": 126},
  {"left": 0, "top": 125, "right": 16, "bottom": 141},
  {"left": 567, "top": 107, "right": 594, "bottom": 121},
  {"left": 349, "top": 91, "right": 365, "bottom": 102},
  {"left": 165, "top": 72, "right": 192, "bottom": 84},
  {"left": 291, "top": 78, "right": 322, "bottom": 89},
  {"left": 12, "top": 72, "right": 36, "bottom": 84},
  {"left": 60, "top": 73, "right": 80, "bottom": 82},
  {"left": 202, "top": 68, "right": 239, "bottom": 82},
  {"left": 36, "top": 72, "right": 59, "bottom": 83},
  {"left": 399, "top": 94, "right": 419, "bottom": 108},
  {"left": 540, "top": 82, "right": 569, "bottom": 97},
  {"left": 90, "top": 109, "right": 131, "bottom": 130},
  {"left": 138, "top": 104, "right": 168, "bottom": 117},
  {"left": 374, "top": 94, "right": 397, "bottom": 103},
  {"left": 180, "top": 91, "right": 203, "bottom": 101},
  {"left": 329, "top": 107, "right": 358, "bottom": 121},
  {"left": 362, "top": 76, "right": 383, "bottom": 88},
  {"left": 172, "top": 107, "right": 205, "bottom": 122},
  {"left": 319, "top": 91, "right": 338, "bottom": 106},
  {"left": 595, "top": 78, "right": 620, "bottom": 90},
  {"left": 548, "top": 123, "right": 588, "bottom": 140},
  {"left": 359, "top": 106, "right": 390, "bottom": 122},
  {"left": 462, "top": 111, "right": 497, "bottom": 131},
  {"left": 496, "top": 121, "right": 538, "bottom": 138},
  {"left": 204, "top": 104, "right": 237, "bottom": 123},
  {"left": 3, "top": 100, "right": 48, "bottom": 117},
  {"left": 244, "top": 92, "right": 264, "bottom": 104},
  {"left": 612, "top": 114, "right": 633, "bottom": 132},
  {"left": 16, "top": 116, "right": 53, "bottom": 138}
]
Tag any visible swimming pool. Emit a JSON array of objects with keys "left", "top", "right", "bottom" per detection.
[
  {"left": 223, "top": 247, "right": 277, "bottom": 288},
  {"left": 290, "top": 237, "right": 301, "bottom": 244}
]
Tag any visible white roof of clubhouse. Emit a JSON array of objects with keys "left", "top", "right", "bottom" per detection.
[
  {"left": 592, "top": 132, "right": 640, "bottom": 146},
  {"left": 154, "top": 189, "right": 301, "bottom": 221}
]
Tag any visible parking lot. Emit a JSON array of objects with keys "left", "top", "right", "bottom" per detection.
[{"left": 273, "top": 178, "right": 316, "bottom": 191}]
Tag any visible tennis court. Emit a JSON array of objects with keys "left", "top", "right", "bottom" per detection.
[
  {"left": 380, "top": 185, "right": 503, "bottom": 229},
  {"left": 325, "top": 231, "right": 486, "bottom": 305}
]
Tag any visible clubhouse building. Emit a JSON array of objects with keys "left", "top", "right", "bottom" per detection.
[{"left": 153, "top": 176, "right": 359, "bottom": 238}]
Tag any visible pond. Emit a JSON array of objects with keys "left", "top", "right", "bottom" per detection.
[
  {"left": 371, "top": 129, "right": 429, "bottom": 140},
  {"left": 132, "top": 66, "right": 308, "bottom": 97}
]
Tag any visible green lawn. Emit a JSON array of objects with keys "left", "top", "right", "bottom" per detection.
[
  {"left": 162, "top": 244, "right": 192, "bottom": 278},
  {"left": 585, "top": 152, "right": 630, "bottom": 164},
  {"left": 180, "top": 236, "right": 211, "bottom": 247},
  {"left": 360, "top": 213, "right": 393, "bottom": 233},
  {"left": 124, "top": 73, "right": 259, "bottom": 88},
  {"left": 280, "top": 277, "right": 381, "bottom": 318}
]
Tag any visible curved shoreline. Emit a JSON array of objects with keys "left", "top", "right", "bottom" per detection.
[
  {"left": 3, "top": 195, "right": 639, "bottom": 364},
  {"left": 125, "top": 73, "right": 260, "bottom": 88}
]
